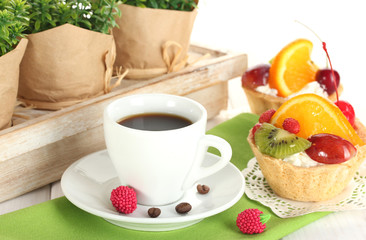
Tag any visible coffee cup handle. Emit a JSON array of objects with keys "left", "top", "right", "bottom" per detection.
[{"left": 182, "top": 135, "right": 232, "bottom": 191}]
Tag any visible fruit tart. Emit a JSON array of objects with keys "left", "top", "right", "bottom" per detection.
[
  {"left": 247, "top": 93, "right": 366, "bottom": 202},
  {"left": 242, "top": 39, "right": 342, "bottom": 115}
]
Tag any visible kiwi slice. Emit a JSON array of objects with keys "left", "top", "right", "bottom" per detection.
[{"left": 254, "top": 123, "right": 311, "bottom": 159}]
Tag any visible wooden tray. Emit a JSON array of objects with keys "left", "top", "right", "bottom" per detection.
[{"left": 0, "top": 45, "right": 247, "bottom": 203}]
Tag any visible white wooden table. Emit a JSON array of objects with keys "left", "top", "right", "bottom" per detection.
[{"left": 2, "top": 0, "right": 366, "bottom": 239}]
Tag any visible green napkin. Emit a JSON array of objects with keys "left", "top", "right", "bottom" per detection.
[{"left": 0, "top": 113, "right": 329, "bottom": 240}]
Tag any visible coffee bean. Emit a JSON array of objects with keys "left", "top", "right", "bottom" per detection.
[
  {"left": 175, "top": 202, "right": 192, "bottom": 214},
  {"left": 148, "top": 207, "right": 161, "bottom": 218},
  {"left": 197, "top": 184, "right": 210, "bottom": 194}
]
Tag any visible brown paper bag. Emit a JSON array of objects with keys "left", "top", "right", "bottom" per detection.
[
  {"left": 18, "top": 24, "right": 116, "bottom": 110},
  {"left": 0, "top": 39, "right": 28, "bottom": 130},
  {"left": 113, "top": 4, "right": 197, "bottom": 79}
]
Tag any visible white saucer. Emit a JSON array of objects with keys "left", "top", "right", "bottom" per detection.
[{"left": 61, "top": 150, "right": 245, "bottom": 232}]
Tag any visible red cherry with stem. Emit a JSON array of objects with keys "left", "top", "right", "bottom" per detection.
[
  {"left": 305, "top": 133, "right": 357, "bottom": 164},
  {"left": 241, "top": 64, "right": 270, "bottom": 90},
  {"left": 305, "top": 27, "right": 354, "bottom": 122},
  {"left": 322, "top": 42, "right": 357, "bottom": 126},
  {"left": 335, "top": 100, "right": 356, "bottom": 127},
  {"left": 296, "top": 21, "right": 359, "bottom": 158},
  {"left": 294, "top": 21, "right": 340, "bottom": 102},
  {"left": 315, "top": 69, "right": 340, "bottom": 95},
  {"left": 321, "top": 42, "right": 339, "bottom": 102}
]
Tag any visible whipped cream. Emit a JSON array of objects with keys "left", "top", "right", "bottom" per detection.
[
  {"left": 256, "top": 85, "right": 278, "bottom": 96},
  {"left": 283, "top": 152, "right": 322, "bottom": 167},
  {"left": 255, "top": 81, "right": 328, "bottom": 99},
  {"left": 287, "top": 81, "right": 328, "bottom": 99}
]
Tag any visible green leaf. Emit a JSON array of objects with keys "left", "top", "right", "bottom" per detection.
[
  {"left": 71, "top": 11, "right": 77, "bottom": 20},
  {"left": 81, "top": 20, "right": 92, "bottom": 29},
  {"left": 35, "top": 19, "right": 41, "bottom": 30},
  {"left": 45, "top": 12, "right": 52, "bottom": 21},
  {"left": 260, "top": 213, "right": 271, "bottom": 224},
  {"left": 149, "top": 0, "right": 158, "bottom": 8}
]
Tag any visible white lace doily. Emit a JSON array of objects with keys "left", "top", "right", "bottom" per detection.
[{"left": 242, "top": 158, "right": 366, "bottom": 218}]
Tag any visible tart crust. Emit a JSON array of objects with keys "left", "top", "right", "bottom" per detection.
[{"left": 247, "top": 118, "right": 366, "bottom": 202}]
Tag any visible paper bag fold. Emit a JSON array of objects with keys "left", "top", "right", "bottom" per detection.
[
  {"left": 0, "top": 39, "right": 28, "bottom": 129},
  {"left": 18, "top": 24, "right": 116, "bottom": 110},
  {"left": 113, "top": 4, "right": 197, "bottom": 79}
]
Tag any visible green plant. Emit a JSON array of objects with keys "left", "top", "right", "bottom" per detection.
[
  {"left": 91, "top": 0, "right": 122, "bottom": 34},
  {"left": 122, "top": 0, "right": 197, "bottom": 11},
  {"left": 26, "top": 0, "right": 122, "bottom": 34},
  {"left": 0, "top": 0, "right": 29, "bottom": 56}
]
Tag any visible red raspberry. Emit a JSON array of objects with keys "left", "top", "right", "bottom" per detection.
[
  {"left": 259, "top": 109, "right": 276, "bottom": 123},
  {"left": 236, "top": 209, "right": 270, "bottom": 234},
  {"left": 282, "top": 118, "right": 300, "bottom": 134},
  {"left": 110, "top": 186, "right": 137, "bottom": 214}
]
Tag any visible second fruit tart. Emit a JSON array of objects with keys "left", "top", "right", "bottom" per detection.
[
  {"left": 247, "top": 93, "right": 366, "bottom": 202},
  {"left": 242, "top": 39, "right": 342, "bottom": 115}
]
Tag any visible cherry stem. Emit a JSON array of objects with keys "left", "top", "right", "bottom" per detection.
[
  {"left": 322, "top": 42, "right": 339, "bottom": 103},
  {"left": 295, "top": 21, "right": 339, "bottom": 103},
  {"left": 295, "top": 20, "right": 323, "bottom": 42}
]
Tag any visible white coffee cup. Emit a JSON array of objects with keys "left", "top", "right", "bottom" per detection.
[{"left": 103, "top": 93, "right": 232, "bottom": 206}]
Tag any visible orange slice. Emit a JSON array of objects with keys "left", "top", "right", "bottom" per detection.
[
  {"left": 270, "top": 93, "right": 364, "bottom": 146},
  {"left": 269, "top": 39, "right": 319, "bottom": 97}
]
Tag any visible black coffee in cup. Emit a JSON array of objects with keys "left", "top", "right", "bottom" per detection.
[{"left": 118, "top": 113, "right": 192, "bottom": 131}]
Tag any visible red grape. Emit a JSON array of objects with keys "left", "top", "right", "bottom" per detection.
[
  {"left": 335, "top": 100, "right": 355, "bottom": 127},
  {"left": 305, "top": 133, "right": 357, "bottom": 164},
  {"left": 315, "top": 69, "right": 340, "bottom": 95},
  {"left": 241, "top": 64, "right": 270, "bottom": 89}
]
